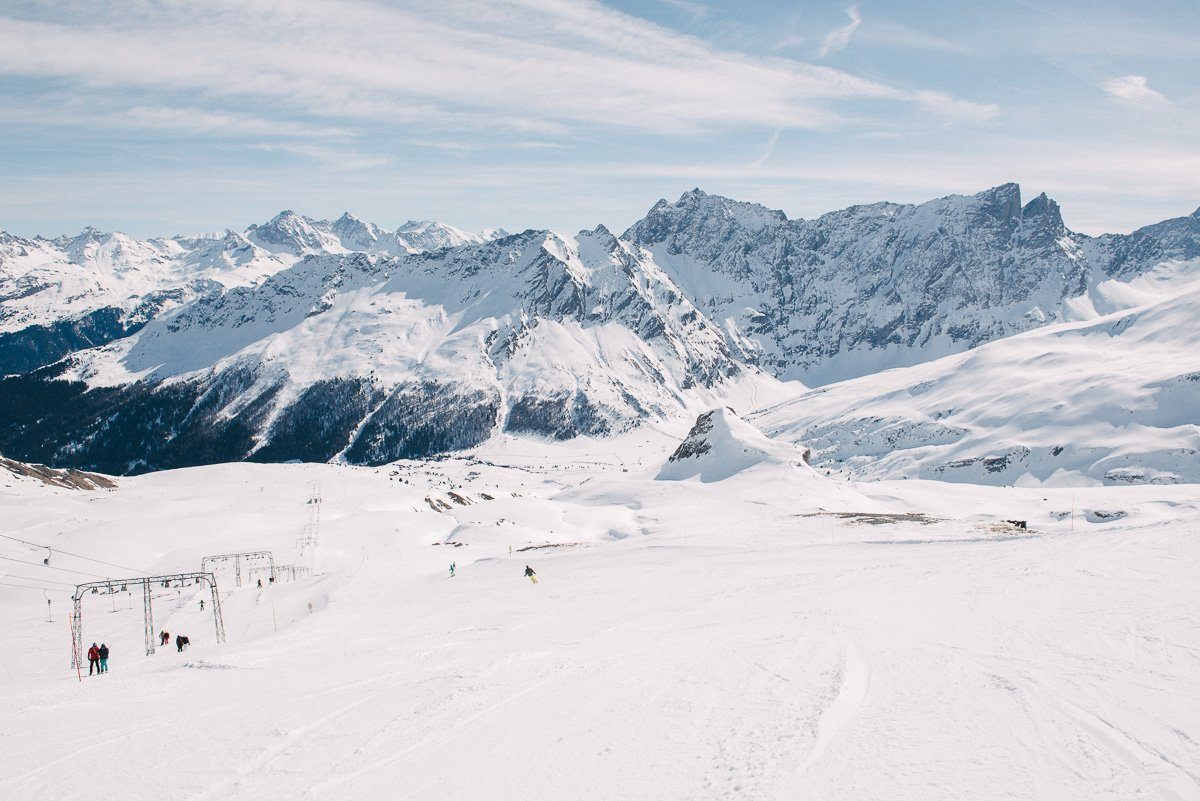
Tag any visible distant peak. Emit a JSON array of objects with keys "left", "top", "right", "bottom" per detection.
[{"left": 976, "top": 183, "right": 1022, "bottom": 220}]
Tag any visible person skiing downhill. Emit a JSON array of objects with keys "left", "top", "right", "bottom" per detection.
[
  {"left": 524, "top": 565, "right": 537, "bottom": 584},
  {"left": 199, "top": 599, "right": 205, "bottom": 611},
  {"left": 87, "top": 643, "right": 100, "bottom": 675},
  {"left": 449, "top": 562, "right": 456, "bottom": 578},
  {"left": 98, "top": 643, "right": 109, "bottom": 673}
]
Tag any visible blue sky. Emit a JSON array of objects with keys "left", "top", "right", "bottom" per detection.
[{"left": 0, "top": 0, "right": 1196, "bottom": 238}]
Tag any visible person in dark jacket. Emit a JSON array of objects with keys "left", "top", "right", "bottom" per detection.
[
  {"left": 176, "top": 634, "right": 190, "bottom": 653},
  {"left": 160, "top": 630, "right": 170, "bottom": 647},
  {"left": 524, "top": 565, "right": 537, "bottom": 584},
  {"left": 87, "top": 643, "right": 100, "bottom": 675},
  {"left": 98, "top": 643, "right": 109, "bottom": 673}
]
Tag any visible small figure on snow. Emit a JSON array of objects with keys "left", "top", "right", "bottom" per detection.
[
  {"left": 257, "top": 578, "right": 263, "bottom": 589},
  {"left": 449, "top": 562, "right": 456, "bottom": 578},
  {"left": 98, "top": 643, "right": 109, "bottom": 673},
  {"left": 87, "top": 643, "right": 100, "bottom": 675},
  {"left": 176, "top": 635, "right": 190, "bottom": 653},
  {"left": 160, "top": 630, "right": 170, "bottom": 647},
  {"left": 199, "top": 598, "right": 205, "bottom": 611},
  {"left": 524, "top": 565, "right": 537, "bottom": 584}
]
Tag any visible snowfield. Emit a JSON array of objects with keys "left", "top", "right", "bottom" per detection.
[{"left": 2, "top": 426, "right": 1198, "bottom": 800}]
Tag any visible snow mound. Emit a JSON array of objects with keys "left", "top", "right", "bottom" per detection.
[{"left": 657, "top": 407, "right": 812, "bottom": 482}]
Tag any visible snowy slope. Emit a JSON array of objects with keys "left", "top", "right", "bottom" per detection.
[
  {"left": 1, "top": 440, "right": 1198, "bottom": 800},
  {"left": 625, "top": 185, "right": 1200, "bottom": 384},
  {"left": 753, "top": 258, "right": 1200, "bottom": 486}
]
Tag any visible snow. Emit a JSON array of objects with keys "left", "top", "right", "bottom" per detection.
[
  {"left": 753, "top": 260, "right": 1200, "bottom": 485},
  {"left": 2, "top": 432, "right": 1199, "bottom": 800}
]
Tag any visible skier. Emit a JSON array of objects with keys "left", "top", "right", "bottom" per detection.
[
  {"left": 199, "top": 599, "right": 205, "bottom": 611},
  {"left": 98, "top": 643, "right": 109, "bottom": 674},
  {"left": 159, "top": 630, "right": 169, "bottom": 647},
  {"left": 449, "top": 562, "right": 456, "bottom": 578},
  {"left": 87, "top": 643, "right": 100, "bottom": 675},
  {"left": 176, "top": 635, "right": 189, "bottom": 653},
  {"left": 524, "top": 565, "right": 537, "bottom": 584},
  {"left": 257, "top": 578, "right": 263, "bottom": 589}
]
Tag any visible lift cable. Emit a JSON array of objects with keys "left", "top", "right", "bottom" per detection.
[
  {"left": 0, "top": 573, "right": 79, "bottom": 588},
  {"left": 0, "top": 581, "right": 71, "bottom": 593},
  {"left": 0, "top": 555, "right": 114, "bottom": 581},
  {"left": 0, "top": 532, "right": 152, "bottom": 575}
]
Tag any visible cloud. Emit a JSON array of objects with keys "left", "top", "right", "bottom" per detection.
[
  {"left": 914, "top": 91, "right": 1000, "bottom": 124},
  {"left": 1101, "top": 75, "right": 1168, "bottom": 105},
  {"left": 817, "top": 4, "right": 862, "bottom": 59},
  {"left": 747, "top": 129, "right": 781, "bottom": 169},
  {"left": 0, "top": 0, "right": 913, "bottom": 138}
]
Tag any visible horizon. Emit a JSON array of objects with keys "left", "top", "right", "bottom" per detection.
[
  {"left": 7, "top": 181, "right": 1198, "bottom": 243},
  {"left": 2, "top": 1, "right": 1198, "bottom": 238}
]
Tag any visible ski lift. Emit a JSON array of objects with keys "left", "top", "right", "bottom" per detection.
[
  {"left": 162, "top": 581, "right": 169, "bottom": 588},
  {"left": 91, "top": 587, "right": 99, "bottom": 594},
  {"left": 43, "top": 547, "right": 52, "bottom": 566},
  {"left": 120, "top": 584, "right": 127, "bottom": 592}
]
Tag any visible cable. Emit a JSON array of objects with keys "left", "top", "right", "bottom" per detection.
[
  {"left": 0, "top": 555, "right": 113, "bottom": 580},
  {"left": 0, "top": 573, "right": 78, "bottom": 587},
  {"left": 0, "top": 581, "right": 70, "bottom": 593},
  {"left": 0, "top": 532, "right": 151, "bottom": 575}
]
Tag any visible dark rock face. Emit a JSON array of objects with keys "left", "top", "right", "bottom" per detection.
[{"left": 666, "top": 410, "right": 718, "bottom": 463}]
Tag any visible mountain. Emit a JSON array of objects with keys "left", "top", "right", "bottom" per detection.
[
  {"left": 0, "top": 227, "right": 781, "bottom": 473},
  {"left": 625, "top": 185, "right": 1200, "bottom": 384},
  {"left": 2, "top": 184, "right": 1197, "bottom": 479},
  {"left": 658, "top": 407, "right": 812, "bottom": 482},
  {"left": 751, "top": 258, "right": 1200, "bottom": 486},
  {"left": 0, "top": 214, "right": 504, "bottom": 376}
]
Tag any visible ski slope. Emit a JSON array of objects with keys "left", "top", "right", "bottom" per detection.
[{"left": 1, "top": 430, "right": 1198, "bottom": 800}]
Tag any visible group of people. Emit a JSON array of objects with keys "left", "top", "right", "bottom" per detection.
[
  {"left": 86, "top": 643, "right": 109, "bottom": 675},
  {"left": 159, "top": 630, "right": 190, "bottom": 652}
]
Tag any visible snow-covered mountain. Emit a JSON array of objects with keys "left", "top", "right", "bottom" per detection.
[
  {"left": 658, "top": 407, "right": 813, "bottom": 482},
  {"left": 752, "top": 258, "right": 1200, "bottom": 486},
  {"left": 0, "top": 227, "right": 783, "bottom": 473},
  {"left": 2, "top": 184, "right": 1197, "bottom": 480},
  {"left": 0, "top": 213, "right": 504, "bottom": 376},
  {"left": 625, "top": 185, "right": 1200, "bottom": 384}
]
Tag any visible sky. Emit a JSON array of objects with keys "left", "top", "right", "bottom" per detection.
[{"left": 0, "top": 0, "right": 1197, "bottom": 238}]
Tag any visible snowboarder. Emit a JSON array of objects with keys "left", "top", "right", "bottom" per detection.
[
  {"left": 87, "top": 643, "right": 100, "bottom": 675},
  {"left": 176, "top": 635, "right": 190, "bottom": 653},
  {"left": 159, "top": 631, "right": 169, "bottom": 647},
  {"left": 449, "top": 562, "right": 456, "bottom": 578},
  {"left": 98, "top": 643, "right": 109, "bottom": 673},
  {"left": 524, "top": 565, "right": 537, "bottom": 584}
]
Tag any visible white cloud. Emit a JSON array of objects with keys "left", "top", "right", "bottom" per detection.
[
  {"left": 914, "top": 91, "right": 1000, "bottom": 124},
  {"left": 817, "top": 4, "right": 862, "bottom": 59},
  {"left": 1101, "top": 75, "right": 1168, "bottom": 105},
  {"left": 0, "top": 0, "right": 913, "bottom": 138},
  {"left": 747, "top": 129, "right": 781, "bottom": 169}
]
